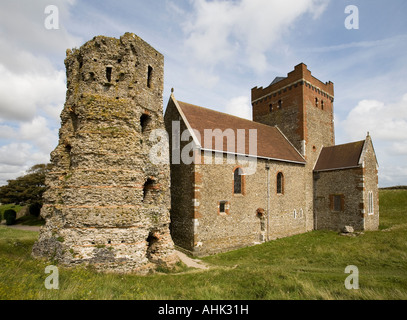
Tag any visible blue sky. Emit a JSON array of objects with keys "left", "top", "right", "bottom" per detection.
[{"left": 0, "top": 0, "right": 406, "bottom": 187}]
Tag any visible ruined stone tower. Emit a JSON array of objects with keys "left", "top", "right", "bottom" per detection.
[{"left": 32, "top": 33, "right": 178, "bottom": 273}]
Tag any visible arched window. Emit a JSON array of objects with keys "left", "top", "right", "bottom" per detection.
[
  {"left": 143, "top": 178, "right": 157, "bottom": 202},
  {"left": 315, "top": 97, "right": 319, "bottom": 108},
  {"left": 368, "top": 191, "right": 374, "bottom": 215},
  {"left": 233, "top": 167, "right": 244, "bottom": 195},
  {"left": 277, "top": 172, "right": 284, "bottom": 194}
]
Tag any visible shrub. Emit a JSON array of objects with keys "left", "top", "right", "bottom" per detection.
[{"left": 4, "top": 209, "right": 17, "bottom": 225}]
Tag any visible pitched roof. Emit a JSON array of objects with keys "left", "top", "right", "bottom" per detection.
[
  {"left": 270, "top": 77, "right": 286, "bottom": 86},
  {"left": 314, "top": 140, "right": 366, "bottom": 172},
  {"left": 172, "top": 96, "right": 305, "bottom": 164}
]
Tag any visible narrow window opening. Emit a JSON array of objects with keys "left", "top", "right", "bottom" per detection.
[
  {"left": 315, "top": 97, "right": 319, "bottom": 108},
  {"left": 143, "top": 178, "right": 157, "bottom": 202},
  {"left": 147, "top": 65, "right": 153, "bottom": 88},
  {"left": 106, "top": 66, "right": 112, "bottom": 82},
  {"left": 219, "top": 201, "right": 226, "bottom": 213},
  {"left": 233, "top": 168, "right": 243, "bottom": 194},
  {"left": 321, "top": 100, "right": 324, "bottom": 110},
  {"left": 78, "top": 56, "right": 83, "bottom": 69},
  {"left": 278, "top": 100, "right": 282, "bottom": 109},
  {"left": 218, "top": 200, "right": 229, "bottom": 215},
  {"left": 146, "top": 231, "right": 160, "bottom": 261},
  {"left": 269, "top": 104, "right": 273, "bottom": 113},
  {"left": 70, "top": 109, "right": 78, "bottom": 133},
  {"left": 277, "top": 172, "right": 284, "bottom": 194},
  {"left": 368, "top": 191, "right": 374, "bottom": 214},
  {"left": 140, "top": 113, "right": 152, "bottom": 133},
  {"left": 65, "top": 144, "right": 72, "bottom": 169}
]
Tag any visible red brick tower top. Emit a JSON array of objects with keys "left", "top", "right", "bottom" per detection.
[{"left": 251, "top": 63, "right": 334, "bottom": 161}]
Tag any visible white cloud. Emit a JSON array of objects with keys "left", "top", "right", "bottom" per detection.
[
  {"left": 0, "top": 0, "right": 81, "bottom": 59},
  {"left": 341, "top": 94, "right": 407, "bottom": 142},
  {"left": 392, "top": 142, "right": 407, "bottom": 156},
  {"left": 0, "top": 63, "right": 66, "bottom": 122},
  {"left": 0, "top": 116, "right": 57, "bottom": 185},
  {"left": 0, "top": 0, "right": 75, "bottom": 123},
  {"left": 0, "top": 143, "right": 50, "bottom": 185},
  {"left": 339, "top": 93, "right": 407, "bottom": 187},
  {"left": 0, "top": 0, "right": 77, "bottom": 186},
  {"left": 19, "top": 117, "right": 58, "bottom": 154},
  {"left": 225, "top": 96, "right": 252, "bottom": 120},
  {"left": 183, "top": 0, "right": 329, "bottom": 74},
  {"left": 0, "top": 143, "right": 49, "bottom": 167},
  {"left": 379, "top": 165, "right": 407, "bottom": 188}
]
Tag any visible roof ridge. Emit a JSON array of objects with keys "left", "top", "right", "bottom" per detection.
[
  {"left": 323, "top": 139, "right": 365, "bottom": 149},
  {"left": 172, "top": 96, "right": 306, "bottom": 164},
  {"left": 177, "top": 99, "right": 280, "bottom": 132}
]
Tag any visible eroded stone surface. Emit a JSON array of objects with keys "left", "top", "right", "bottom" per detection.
[{"left": 32, "top": 33, "right": 178, "bottom": 273}]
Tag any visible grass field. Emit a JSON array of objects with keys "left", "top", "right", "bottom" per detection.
[{"left": 0, "top": 190, "right": 406, "bottom": 300}]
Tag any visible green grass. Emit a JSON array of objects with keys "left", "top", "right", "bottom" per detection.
[
  {"left": 0, "top": 190, "right": 406, "bottom": 300},
  {"left": 15, "top": 214, "right": 45, "bottom": 226}
]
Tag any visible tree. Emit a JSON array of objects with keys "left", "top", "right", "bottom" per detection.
[{"left": 0, "top": 163, "right": 52, "bottom": 205}]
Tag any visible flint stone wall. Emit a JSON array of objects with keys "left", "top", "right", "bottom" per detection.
[{"left": 32, "top": 33, "right": 178, "bottom": 273}]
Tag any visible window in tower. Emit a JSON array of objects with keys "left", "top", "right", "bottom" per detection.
[
  {"left": 106, "top": 66, "right": 112, "bottom": 82},
  {"left": 140, "top": 113, "right": 152, "bottom": 133},
  {"left": 277, "top": 172, "right": 284, "bottom": 194},
  {"left": 147, "top": 65, "right": 153, "bottom": 88}
]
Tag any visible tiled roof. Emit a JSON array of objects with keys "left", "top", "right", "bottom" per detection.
[
  {"left": 270, "top": 77, "right": 286, "bottom": 86},
  {"left": 314, "top": 140, "right": 365, "bottom": 172},
  {"left": 174, "top": 98, "right": 305, "bottom": 164}
]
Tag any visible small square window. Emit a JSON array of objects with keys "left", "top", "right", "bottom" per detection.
[
  {"left": 219, "top": 201, "right": 226, "bottom": 213},
  {"left": 218, "top": 200, "right": 229, "bottom": 215}
]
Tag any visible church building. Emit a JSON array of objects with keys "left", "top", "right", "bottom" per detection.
[{"left": 164, "top": 63, "right": 379, "bottom": 256}]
